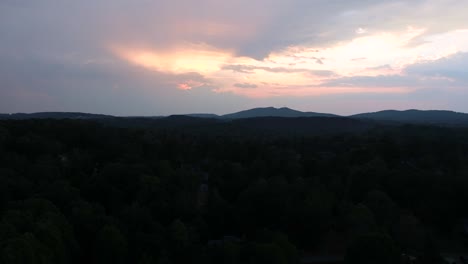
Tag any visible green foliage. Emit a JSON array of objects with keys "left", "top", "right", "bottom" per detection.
[
  {"left": 1, "top": 233, "right": 51, "bottom": 264},
  {"left": 169, "top": 219, "right": 188, "bottom": 246},
  {"left": 95, "top": 225, "right": 128, "bottom": 264},
  {"left": 345, "top": 233, "right": 400, "bottom": 264},
  {"left": 364, "top": 190, "right": 398, "bottom": 229},
  {"left": 344, "top": 204, "right": 377, "bottom": 237},
  {"left": 223, "top": 241, "right": 241, "bottom": 264},
  {"left": 249, "top": 243, "right": 288, "bottom": 264},
  {"left": 1, "top": 119, "right": 468, "bottom": 263},
  {"left": 0, "top": 199, "right": 77, "bottom": 264},
  {"left": 395, "top": 213, "right": 425, "bottom": 253},
  {"left": 0, "top": 125, "right": 8, "bottom": 146},
  {"left": 420, "top": 235, "right": 444, "bottom": 264},
  {"left": 272, "top": 233, "right": 299, "bottom": 264},
  {"left": 0, "top": 221, "right": 17, "bottom": 243}
]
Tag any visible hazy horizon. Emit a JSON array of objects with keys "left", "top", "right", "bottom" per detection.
[
  {"left": 2, "top": 106, "right": 468, "bottom": 117},
  {"left": 2, "top": 1, "right": 468, "bottom": 116}
]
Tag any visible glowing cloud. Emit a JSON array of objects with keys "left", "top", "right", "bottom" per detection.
[
  {"left": 112, "top": 44, "right": 235, "bottom": 74},
  {"left": 110, "top": 26, "right": 468, "bottom": 99},
  {"left": 177, "top": 80, "right": 206, "bottom": 90}
]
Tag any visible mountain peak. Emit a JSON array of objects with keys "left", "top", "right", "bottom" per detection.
[{"left": 222, "top": 107, "right": 337, "bottom": 119}]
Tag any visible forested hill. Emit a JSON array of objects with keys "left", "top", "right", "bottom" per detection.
[
  {"left": 2, "top": 108, "right": 468, "bottom": 126},
  {"left": 0, "top": 112, "right": 114, "bottom": 120},
  {"left": 351, "top": 109, "right": 468, "bottom": 125},
  {"left": 221, "top": 107, "right": 338, "bottom": 119}
]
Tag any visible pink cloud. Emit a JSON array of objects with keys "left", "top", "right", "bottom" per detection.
[{"left": 176, "top": 80, "right": 207, "bottom": 90}]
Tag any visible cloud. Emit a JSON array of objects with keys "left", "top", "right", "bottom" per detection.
[
  {"left": 222, "top": 64, "right": 310, "bottom": 74},
  {"left": 3, "top": 0, "right": 468, "bottom": 61},
  {"left": 405, "top": 52, "right": 468, "bottom": 81},
  {"left": 2, "top": 0, "right": 468, "bottom": 114},
  {"left": 111, "top": 44, "right": 234, "bottom": 75},
  {"left": 366, "top": 64, "right": 392, "bottom": 71},
  {"left": 234, "top": 83, "right": 258, "bottom": 89},
  {"left": 4, "top": 1, "right": 467, "bottom": 63},
  {"left": 321, "top": 75, "right": 421, "bottom": 88},
  {"left": 351, "top": 57, "right": 367, "bottom": 61},
  {"left": 221, "top": 64, "right": 336, "bottom": 77},
  {"left": 0, "top": 52, "right": 219, "bottom": 115},
  {"left": 318, "top": 53, "right": 468, "bottom": 92},
  {"left": 306, "top": 70, "right": 337, "bottom": 77}
]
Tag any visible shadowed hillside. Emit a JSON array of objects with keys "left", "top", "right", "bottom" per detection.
[
  {"left": 3, "top": 108, "right": 468, "bottom": 127},
  {"left": 351, "top": 109, "right": 468, "bottom": 125},
  {"left": 221, "top": 107, "right": 339, "bottom": 119}
]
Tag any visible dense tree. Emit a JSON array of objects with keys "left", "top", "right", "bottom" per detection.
[
  {"left": 1, "top": 119, "right": 468, "bottom": 263},
  {"left": 395, "top": 213, "right": 425, "bottom": 254},
  {"left": 95, "top": 225, "right": 128, "bottom": 264},
  {"left": 345, "top": 233, "right": 400, "bottom": 264},
  {"left": 364, "top": 190, "right": 398, "bottom": 229}
]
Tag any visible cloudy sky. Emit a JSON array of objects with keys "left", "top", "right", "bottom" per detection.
[{"left": 1, "top": 0, "right": 468, "bottom": 115}]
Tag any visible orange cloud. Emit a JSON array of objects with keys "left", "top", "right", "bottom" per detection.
[
  {"left": 177, "top": 83, "right": 192, "bottom": 90},
  {"left": 111, "top": 44, "right": 235, "bottom": 74},
  {"left": 177, "top": 80, "right": 206, "bottom": 90},
  {"left": 110, "top": 27, "right": 468, "bottom": 99}
]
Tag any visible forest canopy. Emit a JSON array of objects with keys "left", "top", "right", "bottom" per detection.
[{"left": 0, "top": 119, "right": 467, "bottom": 263}]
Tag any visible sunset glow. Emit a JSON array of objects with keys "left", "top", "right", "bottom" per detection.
[
  {"left": 112, "top": 45, "right": 234, "bottom": 74},
  {"left": 110, "top": 27, "right": 468, "bottom": 100},
  {"left": 2, "top": 0, "right": 468, "bottom": 115}
]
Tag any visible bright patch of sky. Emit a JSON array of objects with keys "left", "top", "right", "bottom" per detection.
[{"left": 1, "top": 0, "right": 468, "bottom": 115}]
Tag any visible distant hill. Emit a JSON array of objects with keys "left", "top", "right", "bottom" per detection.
[
  {"left": 222, "top": 107, "right": 338, "bottom": 119},
  {"left": 183, "top": 113, "right": 220, "bottom": 118},
  {"left": 351, "top": 110, "right": 468, "bottom": 125},
  {"left": 0, "top": 112, "right": 114, "bottom": 120},
  {"left": 2, "top": 108, "right": 468, "bottom": 127}
]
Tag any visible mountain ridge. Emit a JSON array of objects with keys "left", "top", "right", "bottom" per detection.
[
  {"left": 2, "top": 108, "right": 468, "bottom": 126},
  {"left": 351, "top": 109, "right": 468, "bottom": 125},
  {"left": 0, "top": 112, "right": 114, "bottom": 120},
  {"left": 221, "top": 107, "right": 338, "bottom": 119}
]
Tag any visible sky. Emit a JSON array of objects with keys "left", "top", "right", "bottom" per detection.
[{"left": 1, "top": 0, "right": 468, "bottom": 116}]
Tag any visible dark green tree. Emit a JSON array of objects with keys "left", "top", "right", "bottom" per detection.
[
  {"left": 95, "top": 225, "right": 128, "bottom": 264},
  {"left": 345, "top": 233, "right": 400, "bottom": 264}
]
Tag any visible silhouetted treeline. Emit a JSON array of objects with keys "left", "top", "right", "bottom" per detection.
[{"left": 0, "top": 119, "right": 467, "bottom": 263}]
